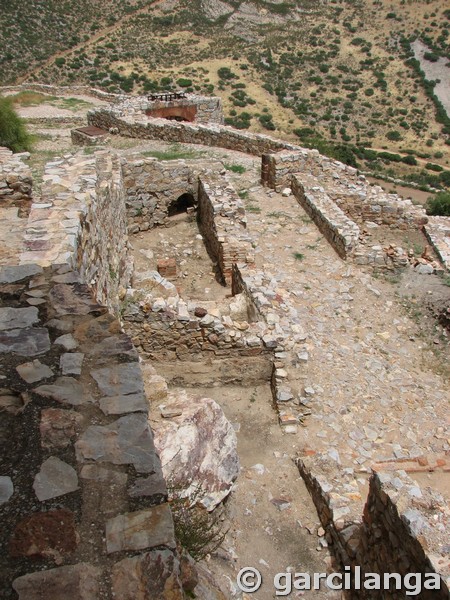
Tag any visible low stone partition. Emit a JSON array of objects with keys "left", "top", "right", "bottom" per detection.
[
  {"left": 122, "top": 156, "right": 196, "bottom": 233},
  {"left": 19, "top": 151, "right": 132, "bottom": 314},
  {"left": 424, "top": 217, "right": 450, "bottom": 272},
  {"left": 0, "top": 83, "right": 120, "bottom": 103},
  {"left": 0, "top": 147, "right": 32, "bottom": 216},
  {"left": 122, "top": 290, "right": 270, "bottom": 363},
  {"left": 198, "top": 175, "right": 254, "bottom": 285},
  {"left": 297, "top": 455, "right": 450, "bottom": 599},
  {"left": 291, "top": 175, "right": 360, "bottom": 259},
  {"left": 261, "top": 149, "right": 361, "bottom": 190},
  {"left": 328, "top": 185, "right": 428, "bottom": 230},
  {"left": 88, "top": 108, "right": 297, "bottom": 156},
  {"left": 0, "top": 264, "right": 188, "bottom": 600}
]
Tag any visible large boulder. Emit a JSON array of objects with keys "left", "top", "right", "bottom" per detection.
[{"left": 152, "top": 391, "right": 239, "bottom": 510}]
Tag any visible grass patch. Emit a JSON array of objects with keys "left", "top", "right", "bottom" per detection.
[
  {"left": 238, "top": 190, "right": 249, "bottom": 199},
  {"left": 10, "top": 91, "right": 58, "bottom": 106},
  {"left": 224, "top": 163, "right": 246, "bottom": 174},
  {"left": 246, "top": 204, "right": 261, "bottom": 213},
  {"left": 267, "top": 211, "right": 291, "bottom": 219},
  {"left": 142, "top": 144, "right": 205, "bottom": 161},
  {"left": 293, "top": 252, "right": 305, "bottom": 261}
]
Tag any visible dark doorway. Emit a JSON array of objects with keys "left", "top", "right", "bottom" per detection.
[{"left": 168, "top": 193, "right": 195, "bottom": 217}]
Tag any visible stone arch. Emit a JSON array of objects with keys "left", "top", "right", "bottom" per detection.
[{"left": 167, "top": 193, "right": 195, "bottom": 217}]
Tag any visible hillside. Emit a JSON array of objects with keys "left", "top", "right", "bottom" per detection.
[{"left": 1, "top": 0, "right": 449, "bottom": 165}]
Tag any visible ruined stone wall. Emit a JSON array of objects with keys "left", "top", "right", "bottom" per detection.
[
  {"left": 359, "top": 471, "right": 449, "bottom": 599},
  {"left": 19, "top": 152, "right": 132, "bottom": 314},
  {"left": 297, "top": 456, "right": 450, "bottom": 599},
  {"left": 122, "top": 295, "right": 270, "bottom": 363},
  {"left": 0, "top": 264, "right": 186, "bottom": 600},
  {"left": 88, "top": 108, "right": 294, "bottom": 155},
  {"left": 100, "top": 93, "right": 223, "bottom": 125},
  {"left": 261, "top": 149, "right": 361, "bottom": 190},
  {"left": 0, "top": 147, "right": 32, "bottom": 215},
  {"left": 121, "top": 157, "right": 196, "bottom": 233},
  {"left": 291, "top": 176, "right": 360, "bottom": 259},
  {"left": 198, "top": 175, "right": 254, "bottom": 285},
  {"left": 262, "top": 150, "right": 428, "bottom": 230},
  {"left": 0, "top": 83, "right": 120, "bottom": 102}
]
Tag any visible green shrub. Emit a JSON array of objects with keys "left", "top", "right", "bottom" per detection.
[
  {"left": 425, "top": 162, "right": 443, "bottom": 172},
  {"left": 386, "top": 130, "right": 402, "bottom": 141},
  {"left": 402, "top": 155, "right": 417, "bottom": 166},
  {"left": 217, "top": 67, "right": 236, "bottom": 80},
  {"left": 0, "top": 97, "right": 32, "bottom": 152},
  {"left": 426, "top": 191, "right": 450, "bottom": 216},
  {"left": 177, "top": 78, "right": 192, "bottom": 88}
]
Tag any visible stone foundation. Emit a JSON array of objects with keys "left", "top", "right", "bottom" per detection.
[
  {"left": 291, "top": 176, "right": 360, "bottom": 259},
  {"left": 296, "top": 455, "right": 450, "bottom": 599},
  {"left": 198, "top": 174, "right": 254, "bottom": 285}
]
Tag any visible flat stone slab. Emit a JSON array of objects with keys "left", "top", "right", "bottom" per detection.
[
  {"left": 111, "top": 550, "right": 183, "bottom": 600},
  {"left": 60, "top": 352, "right": 84, "bottom": 375},
  {"left": 35, "top": 376, "right": 93, "bottom": 406},
  {"left": 16, "top": 359, "right": 53, "bottom": 383},
  {"left": 0, "top": 264, "right": 42, "bottom": 284},
  {"left": 9, "top": 508, "right": 78, "bottom": 560},
  {"left": 54, "top": 333, "right": 78, "bottom": 350},
  {"left": 40, "top": 408, "right": 84, "bottom": 449},
  {"left": 0, "top": 327, "right": 50, "bottom": 356},
  {"left": 80, "top": 465, "right": 127, "bottom": 486},
  {"left": 12, "top": 563, "right": 100, "bottom": 600},
  {"left": 128, "top": 472, "right": 167, "bottom": 500},
  {"left": 99, "top": 392, "right": 148, "bottom": 415},
  {"left": 91, "top": 363, "right": 144, "bottom": 397},
  {"left": 75, "top": 414, "right": 159, "bottom": 473},
  {"left": 0, "top": 307, "right": 39, "bottom": 331},
  {"left": 106, "top": 505, "right": 175, "bottom": 553},
  {"left": 33, "top": 456, "right": 79, "bottom": 501},
  {"left": 87, "top": 334, "right": 138, "bottom": 361},
  {"left": 0, "top": 476, "right": 14, "bottom": 504},
  {"left": 48, "top": 283, "right": 104, "bottom": 316}
]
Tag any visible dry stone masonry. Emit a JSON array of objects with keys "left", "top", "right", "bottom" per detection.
[
  {"left": 0, "top": 264, "right": 187, "bottom": 600},
  {"left": 0, "top": 87, "right": 449, "bottom": 598},
  {"left": 0, "top": 148, "right": 32, "bottom": 216},
  {"left": 297, "top": 455, "right": 449, "bottom": 599}
]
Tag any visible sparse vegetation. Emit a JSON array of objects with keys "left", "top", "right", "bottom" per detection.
[
  {"left": 426, "top": 192, "right": 450, "bottom": 217},
  {"left": 168, "top": 480, "right": 228, "bottom": 561},
  {"left": 0, "top": 97, "right": 32, "bottom": 152},
  {"left": 224, "top": 163, "right": 246, "bottom": 174}
]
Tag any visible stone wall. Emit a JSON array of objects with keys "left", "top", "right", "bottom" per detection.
[
  {"left": 198, "top": 175, "right": 254, "bottom": 285},
  {"left": 0, "top": 147, "right": 33, "bottom": 216},
  {"left": 0, "top": 264, "right": 187, "bottom": 600},
  {"left": 0, "top": 83, "right": 120, "bottom": 103},
  {"left": 296, "top": 455, "right": 450, "bottom": 599},
  {"left": 88, "top": 108, "right": 295, "bottom": 155},
  {"left": 122, "top": 291, "right": 270, "bottom": 363},
  {"left": 291, "top": 176, "right": 360, "bottom": 259},
  {"left": 121, "top": 156, "right": 196, "bottom": 233},
  {"left": 262, "top": 150, "right": 428, "bottom": 230},
  {"left": 261, "top": 149, "right": 361, "bottom": 190},
  {"left": 19, "top": 151, "right": 132, "bottom": 314},
  {"left": 99, "top": 93, "right": 223, "bottom": 125},
  {"left": 424, "top": 217, "right": 450, "bottom": 271}
]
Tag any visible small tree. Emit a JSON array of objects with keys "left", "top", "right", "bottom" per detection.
[
  {"left": 0, "top": 97, "right": 32, "bottom": 152},
  {"left": 426, "top": 192, "right": 450, "bottom": 216}
]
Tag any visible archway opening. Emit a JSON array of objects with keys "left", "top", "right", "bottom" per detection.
[{"left": 168, "top": 193, "right": 195, "bottom": 217}]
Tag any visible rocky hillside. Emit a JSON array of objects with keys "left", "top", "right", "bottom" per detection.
[{"left": 1, "top": 0, "right": 449, "bottom": 163}]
